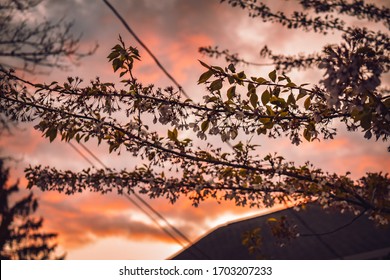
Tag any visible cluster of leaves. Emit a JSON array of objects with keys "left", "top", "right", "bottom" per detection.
[
  {"left": 0, "top": 0, "right": 97, "bottom": 260},
  {"left": 1, "top": 33, "right": 389, "bottom": 224},
  {"left": 0, "top": 0, "right": 97, "bottom": 134},
  {"left": 221, "top": 0, "right": 389, "bottom": 33},
  {"left": 242, "top": 227, "right": 263, "bottom": 259},
  {"left": 196, "top": 61, "right": 342, "bottom": 144},
  {"left": 206, "top": 2, "right": 390, "bottom": 83},
  {"left": 299, "top": 0, "right": 390, "bottom": 28},
  {"left": 0, "top": 159, "right": 63, "bottom": 260},
  {"left": 200, "top": 45, "right": 323, "bottom": 72},
  {"left": 266, "top": 216, "right": 298, "bottom": 247},
  {"left": 319, "top": 28, "right": 389, "bottom": 141},
  {"left": 203, "top": 1, "right": 390, "bottom": 142},
  {"left": 242, "top": 216, "right": 297, "bottom": 258},
  {"left": 0, "top": 0, "right": 389, "bottom": 230}
]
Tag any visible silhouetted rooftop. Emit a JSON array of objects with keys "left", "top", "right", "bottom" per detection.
[{"left": 171, "top": 204, "right": 390, "bottom": 260}]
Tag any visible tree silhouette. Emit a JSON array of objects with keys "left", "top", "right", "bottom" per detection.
[
  {"left": 0, "top": 159, "right": 64, "bottom": 259},
  {"left": 0, "top": 0, "right": 96, "bottom": 73},
  {"left": 0, "top": 0, "right": 97, "bottom": 259},
  {"left": 0, "top": 0, "right": 96, "bottom": 133},
  {"left": 0, "top": 0, "right": 389, "bottom": 229}
]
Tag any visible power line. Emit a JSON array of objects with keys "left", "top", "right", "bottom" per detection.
[
  {"left": 101, "top": 0, "right": 234, "bottom": 152},
  {"left": 80, "top": 143, "right": 190, "bottom": 243},
  {"left": 99, "top": 0, "right": 228, "bottom": 258},
  {"left": 288, "top": 208, "right": 342, "bottom": 259},
  {"left": 68, "top": 142, "right": 95, "bottom": 166},
  {"left": 67, "top": 141, "right": 186, "bottom": 247},
  {"left": 102, "top": 0, "right": 190, "bottom": 99},
  {"left": 71, "top": 140, "right": 211, "bottom": 258},
  {"left": 123, "top": 194, "right": 187, "bottom": 248},
  {"left": 78, "top": 142, "right": 211, "bottom": 259}
]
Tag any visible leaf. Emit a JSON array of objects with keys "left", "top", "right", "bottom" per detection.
[
  {"left": 261, "top": 90, "right": 271, "bottom": 105},
  {"left": 47, "top": 128, "right": 57, "bottom": 143},
  {"left": 259, "top": 117, "right": 269, "bottom": 124},
  {"left": 360, "top": 113, "right": 372, "bottom": 130},
  {"left": 233, "top": 141, "right": 243, "bottom": 151},
  {"left": 212, "top": 65, "right": 224, "bottom": 72},
  {"left": 282, "top": 74, "right": 291, "bottom": 83},
  {"left": 210, "top": 79, "right": 223, "bottom": 91},
  {"left": 112, "top": 44, "right": 122, "bottom": 51},
  {"left": 237, "top": 71, "right": 246, "bottom": 80},
  {"left": 250, "top": 92, "right": 259, "bottom": 108},
  {"left": 287, "top": 93, "right": 295, "bottom": 105},
  {"left": 304, "top": 97, "right": 311, "bottom": 110},
  {"left": 297, "top": 88, "right": 307, "bottom": 100},
  {"left": 272, "top": 87, "right": 280, "bottom": 97},
  {"left": 266, "top": 105, "right": 275, "bottom": 116},
  {"left": 227, "top": 86, "right": 236, "bottom": 99},
  {"left": 286, "top": 82, "right": 297, "bottom": 88},
  {"left": 109, "top": 142, "right": 118, "bottom": 153},
  {"left": 268, "top": 70, "right": 276, "bottom": 82},
  {"left": 257, "top": 127, "right": 267, "bottom": 135},
  {"left": 198, "top": 60, "right": 210, "bottom": 69},
  {"left": 364, "top": 130, "right": 372, "bottom": 139},
  {"left": 303, "top": 128, "right": 311, "bottom": 141},
  {"left": 230, "top": 129, "right": 238, "bottom": 139},
  {"left": 271, "top": 96, "right": 287, "bottom": 108},
  {"left": 198, "top": 70, "right": 213, "bottom": 84},
  {"left": 107, "top": 51, "right": 119, "bottom": 61},
  {"left": 267, "top": 218, "right": 277, "bottom": 222},
  {"left": 148, "top": 152, "right": 156, "bottom": 161},
  {"left": 201, "top": 120, "right": 210, "bottom": 132},
  {"left": 228, "top": 63, "right": 236, "bottom": 72},
  {"left": 256, "top": 77, "right": 267, "bottom": 84},
  {"left": 264, "top": 121, "right": 273, "bottom": 129},
  {"left": 112, "top": 58, "right": 121, "bottom": 72},
  {"left": 168, "top": 130, "right": 176, "bottom": 141}
]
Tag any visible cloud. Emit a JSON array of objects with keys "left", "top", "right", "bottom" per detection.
[
  {"left": 35, "top": 188, "right": 267, "bottom": 251},
  {"left": 37, "top": 192, "right": 180, "bottom": 248}
]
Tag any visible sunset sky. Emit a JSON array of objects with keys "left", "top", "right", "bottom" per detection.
[{"left": 1, "top": 0, "right": 389, "bottom": 259}]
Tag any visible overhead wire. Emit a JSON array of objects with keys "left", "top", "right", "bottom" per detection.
[
  {"left": 288, "top": 208, "right": 342, "bottom": 259},
  {"left": 101, "top": 0, "right": 234, "bottom": 152},
  {"left": 67, "top": 141, "right": 187, "bottom": 248},
  {"left": 102, "top": 0, "right": 190, "bottom": 99},
  {"left": 77, "top": 141, "right": 211, "bottom": 259},
  {"left": 98, "top": 1, "right": 343, "bottom": 260},
  {"left": 99, "top": 0, "right": 245, "bottom": 258}
]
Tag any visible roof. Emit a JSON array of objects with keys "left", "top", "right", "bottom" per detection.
[{"left": 171, "top": 203, "right": 390, "bottom": 260}]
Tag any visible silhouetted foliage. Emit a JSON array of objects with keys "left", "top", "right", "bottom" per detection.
[
  {"left": 0, "top": 0, "right": 96, "bottom": 73},
  {"left": 0, "top": 0, "right": 96, "bottom": 134},
  {"left": 0, "top": 0, "right": 96, "bottom": 259},
  {"left": 0, "top": 0, "right": 389, "bottom": 233},
  {"left": 0, "top": 159, "right": 63, "bottom": 259}
]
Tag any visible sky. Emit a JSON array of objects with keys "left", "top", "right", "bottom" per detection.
[{"left": 1, "top": 0, "right": 389, "bottom": 259}]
